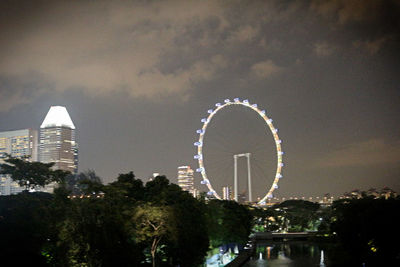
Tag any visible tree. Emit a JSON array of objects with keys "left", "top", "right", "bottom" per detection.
[
  {"left": 0, "top": 192, "right": 54, "bottom": 266},
  {"left": 0, "top": 155, "right": 69, "bottom": 190},
  {"left": 52, "top": 194, "right": 143, "bottom": 266},
  {"left": 206, "top": 200, "right": 253, "bottom": 247},
  {"left": 131, "top": 204, "right": 171, "bottom": 267},
  {"left": 141, "top": 176, "right": 209, "bottom": 266},
  {"left": 276, "top": 200, "right": 320, "bottom": 232},
  {"left": 108, "top": 171, "right": 144, "bottom": 201},
  {"left": 144, "top": 175, "right": 170, "bottom": 202},
  {"left": 65, "top": 169, "right": 102, "bottom": 195},
  {"left": 330, "top": 197, "right": 400, "bottom": 265},
  {"left": 161, "top": 185, "right": 209, "bottom": 267}
]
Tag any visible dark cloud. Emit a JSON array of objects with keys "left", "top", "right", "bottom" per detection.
[
  {"left": 311, "top": 0, "right": 400, "bottom": 25},
  {"left": 311, "top": 0, "right": 400, "bottom": 46},
  {"left": 0, "top": 1, "right": 232, "bottom": 103}
]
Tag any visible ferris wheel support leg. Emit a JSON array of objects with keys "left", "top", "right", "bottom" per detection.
[
  {"left": 247, "top": 153, "right": 252, "bottom": 202},
  {"left": 234, "top": 155, "right": 238, "bottom": 202}
]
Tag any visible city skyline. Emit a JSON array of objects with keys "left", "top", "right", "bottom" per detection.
[
  {"left": 0, "top": 0, "right": 399, "bottom": 198},
  {"left": 0, "top": 106, "right": 77, "bottom": 195}
]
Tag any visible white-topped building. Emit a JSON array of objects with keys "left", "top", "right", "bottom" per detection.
[
  {"left": 39, "top": 106, "right": 78, "bottom": 174},
  {"left": 40, "top": 106, "right": 76, "bottom": 129}
]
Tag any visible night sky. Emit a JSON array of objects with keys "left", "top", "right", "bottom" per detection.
[{"left": 0, "top": 0, "right": 399, "bottom": 198}]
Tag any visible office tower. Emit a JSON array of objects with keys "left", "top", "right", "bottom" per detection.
[
  {"left": 39, "top": 106, "right": 78, "bottom": 174},
  {"left": 177, "top": 166, "right": 195, "bottom": 196},
  {"left": 222, "top": 186, "right": 232, "bottom": 200},
  {"left": 0, "top": 129, "right": 38, "bottom": 195},
  {"left": 192, "top": 188, "right": 199, "bottom": 198}
]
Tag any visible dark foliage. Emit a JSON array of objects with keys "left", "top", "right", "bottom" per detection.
[
  {"left": 0, "top": 192, "right": 54, "bottom": 266},
  {"left": 0, "top": 172, "right": 226, "bottom": 266},
  {"left": 330, "top": 197, "right": 400, "bottom": 266},
  {"left": 65, "top": 169, "right": 102, "bottom": 195},
  {"left": 0, "top": 155, "right": 70, "bottom": 190},
  {"left": 206, "top": 199, "right": 253, "bottom": 247}
]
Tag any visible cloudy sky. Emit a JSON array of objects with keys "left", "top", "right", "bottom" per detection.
[{"left": 1, "top": 0, "right": 399, "bottom": 198}]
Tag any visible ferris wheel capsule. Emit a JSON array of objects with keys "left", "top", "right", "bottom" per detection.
[
  {"left": 224, "top": 99, "right": 230, "bottom": 103},
  {"left": 201, "top": 118, "right": 207, "bottom": 123},
  {"left": 215, "top": 103, "right": 221, "bottom": 107},
  {"left": 201, "top": 179, "right": 210, "bottom": 185},
  {"left": 207, "top": 109, "right": 213, "bottom": 114},
  {"left": 194, "top": 154, "right": 202, "bottom": 159},
  {"left": 234, "top": 98, "right": 240, "bottom": 102},
  {"left": 196, "top": 167, "right": 204, "bottom": 173},
  {"left": 194, "top": 141, "right": 202, "bottom": 147}
]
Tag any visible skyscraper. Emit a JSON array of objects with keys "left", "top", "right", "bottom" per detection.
[
  {"left": 222, "top": 186, "right": 232, "bottom": 200},
  {"left": 0, "top": 129, "right": 38, "bottom": 195},
  {"left": 177, "top": 165, "right": 195, "bottom": 196},
  {"left": 39, "top": 106, "right": 78, "bottom": 174}
]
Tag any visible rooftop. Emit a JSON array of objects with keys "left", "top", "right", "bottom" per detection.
[{"left": 40, "top": 106, "right": 75, "bottom": 129}]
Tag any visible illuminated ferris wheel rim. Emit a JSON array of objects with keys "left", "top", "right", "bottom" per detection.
[{"left": 194, "top": 98, "right": 284, "bottom": 204}]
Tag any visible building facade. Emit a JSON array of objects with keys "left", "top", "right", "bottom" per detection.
[
  {"left": 177, "top": 165, "right": 195, "bottom": 197},
  {"left": 39, "top": 106, "right": 78, "bottom": 174},
  {"left": 222, "top": 186, "right": 232, "bottom": 200},
  {"left": 0, "top": 129, "right": 38, "bottom": 195}
]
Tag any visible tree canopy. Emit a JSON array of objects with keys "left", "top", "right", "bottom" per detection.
[
  {"left": 0, "top": 155, "right": 70, "bottom": 190},
  {"left": 0, "top": 168, "right": 255, "bottom": 267}
]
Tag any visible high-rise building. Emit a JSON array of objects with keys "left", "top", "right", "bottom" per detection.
[
  {"left": 39, "top": 106, "right": 78, "bottom": 174},
  {"left": 0, "top": 129, "right": 38, "bottom": 195},
  {"left": 192, "top": 188, "right": 199, "bottom": 198},
  {"left": 177, "top": 165, "right": 195, "bottom": 196},
  {"left": 222, "top": 186, "right": 232, "bottom": 200}
]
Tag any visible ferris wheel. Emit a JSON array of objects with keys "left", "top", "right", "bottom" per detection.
[{"left": 194, "top": 98, "right": 284, "bottom": 204}]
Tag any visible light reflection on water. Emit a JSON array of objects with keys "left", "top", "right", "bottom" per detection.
[{"left": 244, "top": 242, "right": 325, "bottom": 267}]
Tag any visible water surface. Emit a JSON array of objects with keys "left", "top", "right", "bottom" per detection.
[{"left": 244, "top": 241, "right": 328, "bottom": 267}]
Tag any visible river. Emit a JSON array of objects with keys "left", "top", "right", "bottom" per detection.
[
  {"left": 205, "top": 240, "right": 359, "bottom": 266},
  {"left": 243, "top": 241, "right": 347, "bottom": 267}
]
